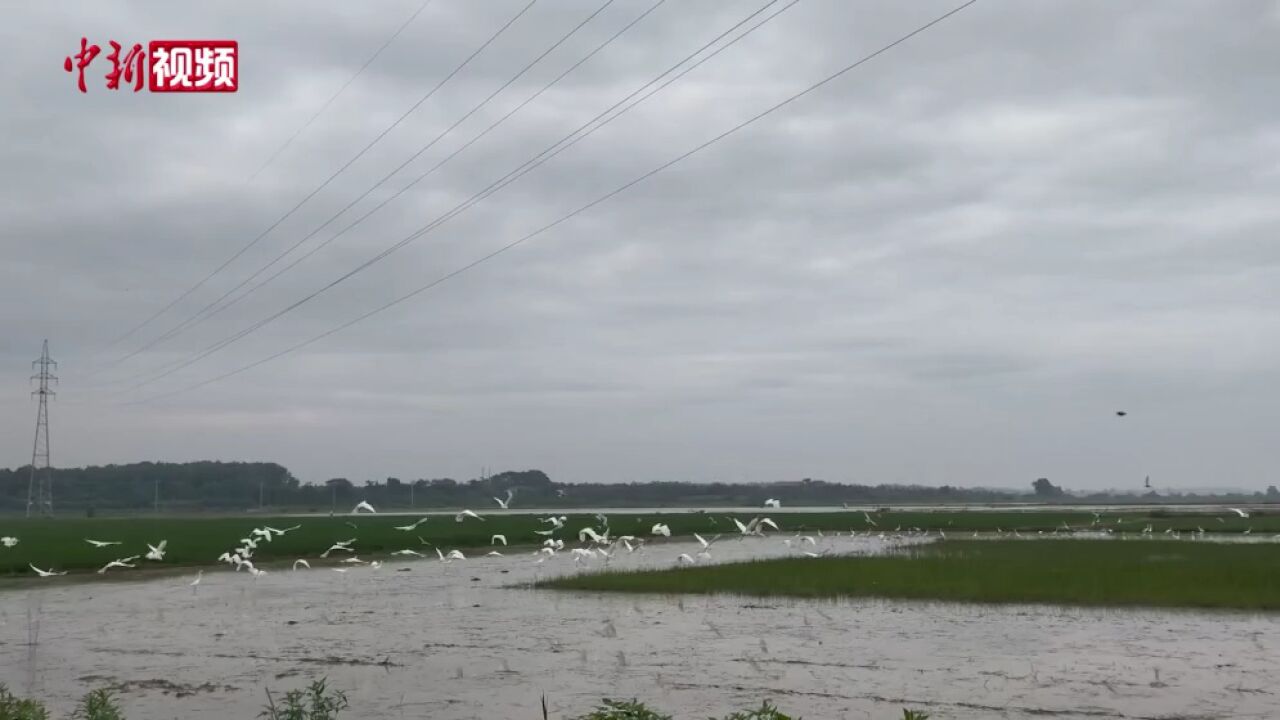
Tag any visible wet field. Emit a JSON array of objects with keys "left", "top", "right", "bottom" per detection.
[{"left": 1, "top": 535, "right": 1277, "bottom": 719}]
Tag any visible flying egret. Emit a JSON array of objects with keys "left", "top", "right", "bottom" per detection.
[
  {"left": 369, "top": 560, "right": 383, "bottom": 570},
  {"left": 764, "top": 498, "right": 781, "bottom": 508},
  {"left": 352, "top": 500, "right": 377, "bottom": 514},
  {"left": 84, "top": 539, "right": 120, "bottom": 548},
  {"left": 331, "top": 568, "right": 349, "bottom": 574},
  {"left": 391, "top": 549, "right": 424, "bottom": 557},
  {"left": 393, "top": 517, "right": 430, "bottom": 532},
  {"left": 145, "top": 540, "right": 168, "bottom": 561},
  {"left": 486, "top": 551, "right": 504, "bottom": 557},
  {"left": 493, "top": 488, "right": 515, "bottom": 509},
  {"left": 455, "top": 509, "right": 484, "bottom": 522},
  {"left": 1229, "top": 508, "right": 1250, "bottom": 518},
  {"left": 863, "top": 512, "right": 878, "bottom": 527},
  {"left": 320, "top": 542, "right": 355, "bottom": 558},
  {"left": 759, "top": 518, "right": 779, "bottom": 532},
  {"left": 265, "top": 525, "right": 300, "bottom": 536},
  {"left": 446, "top": 549, "right": 466, "bottom": 560},
  {"left": 1, "top": 537, "right": 18, "bottom": 548},
  {"left": 97, "top": 558, "right": 136, "bottom": 574},
  {"left": 491, "top": 534, "right": 507, "bottom": 546},
  {"left": 677, "top": 553, "right": 695, "bottom": 564},
  {"left": 533, "top": 529, "right": 556, "bottom": 537},
  {"left": 250, "top": 528, "right": 274, "bottom": 543},
  {"left": 341, "top": 556, "right": 367, "bottom": 564},
  {"left": 651, "top": 523, "right": 671, "bottom": 537},
  {"left": 29, "top": 564, "right": 65, "bottom": 577},
  {"left": 578, "top": 527, "right": 608, "bottom": 544},
  {"left": 293, "top": 559, "right": 310, "bottom": 570}
]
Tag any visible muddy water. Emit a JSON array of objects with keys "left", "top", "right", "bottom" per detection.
[{"left": 1, "top": 536, "right": 1276, "bottom": 719}]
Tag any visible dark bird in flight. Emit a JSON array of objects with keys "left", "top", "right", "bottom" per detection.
[
  {"left": 1116, "top": 411, "right": 1127, "bottom": 417},
  {"left": 1144, "top": 475, "right": 1151, "bottom": 488}
]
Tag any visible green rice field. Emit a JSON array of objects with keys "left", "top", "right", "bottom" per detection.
[
  {"left": 0, "top": 508, "right": 1273, "bottom": 578},
  {"left": 544, "top": 538, "right": 1280, "bottom": 610}
]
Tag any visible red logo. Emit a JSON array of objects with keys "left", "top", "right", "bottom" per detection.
[
  {"left": 149, "top": 40, "right": 238, "bottom": 92},
  {"left": 63, "top": 37, "right": 238, "bottom": 93}
]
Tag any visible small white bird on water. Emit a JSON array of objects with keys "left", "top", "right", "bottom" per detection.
[
  {"left": 352, "top": 500, "right": 377, "bottom": 514},
  {"left": 84, "top": 538, "right": 121, "bottom": 548},
  {"left": 651, "top": 523, "right": 671, "bottom": 537},
  {"left": 1, "top": 536, "right": 19, "bottom": 548},
  {"left": 293, "top": 559, "right": 310, "bottom": 570},
  {"left": 29, "top": 564, "right": 66, "bottom": 577},
  {"left": 189, "top": 570, "right": 203, "bottom": 586},
  {"left": 145, "top": 540, "right": 168, "bottom": 561},
  {"left": 491, "top": 534, "right": 507, "bottom": 546},
  {"left": 393, "top": 517, "right": 430, "bottom": 531},
  {"left": 446, "top": 549, "right": 466, "bottom": 560},
  {"left": 493, "top": 488, "right": 515, "bottom": 509},
  {"left": 677, "top": 553, "right": 695, "bottom": 564},
  {"left": 456, "top": 509, "right": 484, "bottom": 522},
  {"left": 764, "top": 498, "right": 781, "bottom": 508}
]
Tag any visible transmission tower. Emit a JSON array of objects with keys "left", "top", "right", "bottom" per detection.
[{"left": 26, "top": 340, "right": 56, "bottom": 518}]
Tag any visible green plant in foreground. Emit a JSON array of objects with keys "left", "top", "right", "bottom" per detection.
[
  {"left": 72, "top": 690, "right": 124, "bottom": 720},
  {"left": 572, "top": 698, "right": 673, "bottom": 720},
  {"left": 901, "top": 710, "right": 930, "bottom": 720},
  {"left": 0, "top": 684, "right": 50, "bottom": 720},
  {"left": 260, "top": 679, "right": 349, "bottom": 720},
  {"left": 716, "top": 700, "right": 796, "bottom": 719}
]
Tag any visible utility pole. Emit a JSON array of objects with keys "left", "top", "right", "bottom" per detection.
[
  {"left": 154, "top": 476, "right": 160, "bottom": 513},
  {"left": 410, "top": 481, "right": 415, "bottom": 508},
  {"left": 26, "top": 340, "right": 56, "bottom": 518}
]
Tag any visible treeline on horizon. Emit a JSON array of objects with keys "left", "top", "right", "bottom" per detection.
[{"left": 0, "top": 461, "right": 1276, "bottom": 514}]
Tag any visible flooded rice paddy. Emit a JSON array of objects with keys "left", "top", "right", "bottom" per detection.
[{"left": 1, "top": 534, "right": 1276, "bottom": 719}]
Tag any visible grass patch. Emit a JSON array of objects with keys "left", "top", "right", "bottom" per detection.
[
  {"left": 544, "top": 539, "right": 1280, "bottom": 610},
  {"left": 0, "top": 509, "right": 1272, "bottom": 577}
]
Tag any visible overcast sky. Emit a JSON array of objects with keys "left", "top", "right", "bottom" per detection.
[{"left": 1, "top": 1, "right": 1277, "bottom": 490}]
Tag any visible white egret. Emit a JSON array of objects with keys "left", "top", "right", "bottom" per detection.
[
  {"left": 493, "top": 488, "right": 515, "bottom": 509},
  {"left": 189, "top": 570, "right": 203, "bottom": 586},
  {"left": 29, "top": 564, "right": 65, "bottom": 577},
  {"left": 579, "top": 527, "right": 608, "bottom": 544},
  {"left": 84, "top": 539, "right": 120, "bottom": 548},
  {"left": 391, "top": 549, "right": 423, "bottom": 557},
  {"left": 250, "top": 528, "right": 274, "bottom": 543},
  {"left": 491, "top": 534, "right": 507, "bottom": 546},
  {"left": 764, "top": 498, "right": 781, "bottom": 508},
  {"left": 539, "top": 516, "right": 566, "bottom": 529},
  {"left": 97, "top": 558, "right": 136, "bottom": 574},
  {"left": 293, "top": 559, "right": 310, "bottom": 570},
  {"left": 340, "top": 556, "right": 367, "bottom": 564},
  {"left": 331, "top": 568, "right": 348, "bottom": 574},
  {"left": 486, "top": 551, "right": 504, "bottom": 557},
  {"left": 446, "top": 549, "right": 466, "bottom": 560},
  {"left": 455, "top": 509, "right": 484, "bottom": 522},
  {"left": 677, "top": 553, "right": 695, "bottom": 564},
  {"left": 1229, "top": 508, "right": 1250, "bottom": 518},
  {"left": 393, "top": 517, "right": 430, "bottom": 532},
  {"left": 145, "top": 540, "right": 168, "bottom": 561},
  {"left": 863, "top": 512, "right": 878, "bottom": 527},
  {"left": 352, "top": 500, "right": 377, "bottom": 514},
  {"left": 1, "top": 537, "right": 18, "bottom": 548},
  {"left": 534, "top": 529, "right": 556, "bottom": 537},
  {"left": 651, "top": 523, "right": 671, "bottom": 537}
]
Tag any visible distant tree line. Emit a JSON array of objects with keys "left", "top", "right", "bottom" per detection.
[{"left": 0, "top": 462, "right": 1274, "bottom": 515}]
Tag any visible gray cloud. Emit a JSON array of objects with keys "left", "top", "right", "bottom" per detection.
[{"left": 1, "top": 1, "right": 1277, "bottom": 491}]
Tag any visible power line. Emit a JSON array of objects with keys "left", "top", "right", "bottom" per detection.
[
  {"left": 246, "top": 0, "right": 437, "bottom": 182},
  {"left": 109, "top": 0, "right": 623, "bottom": 370},
  {"left": 123, "top": 0, "right": 789, "bottom": 393},
  {"left": 98, "top": 0, "right": 538, "bottom": 358},
  {"left": 105, "top": 0, "right": 668, "bottom": 391},
  {"left": 132, "top": 0, "right": 979, "bottom": 404}
]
